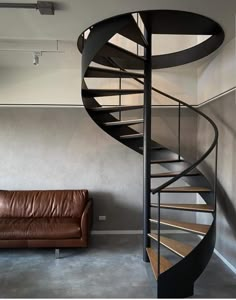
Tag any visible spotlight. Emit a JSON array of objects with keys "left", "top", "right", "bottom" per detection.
[{"left": 33, "top": 52, "right": 42, "bottom": 66}]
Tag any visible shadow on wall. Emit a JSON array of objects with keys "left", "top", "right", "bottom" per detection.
[
  {"left": 198, "top": 98, "right": 236, "bottom": 242},
  {"left": 199, "top": 160, "right": 236, "bottom": 240},
  {"left": 210, "top": 105, "right": 236, "bottom": 240}
]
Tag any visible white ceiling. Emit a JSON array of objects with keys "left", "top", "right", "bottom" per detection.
[{"left": 0, "top": 0, "right": 235, "bottom": 68}]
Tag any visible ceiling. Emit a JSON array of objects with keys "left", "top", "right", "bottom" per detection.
[{"left": 0, "top": 0, "right": 235, "bottom": 68}]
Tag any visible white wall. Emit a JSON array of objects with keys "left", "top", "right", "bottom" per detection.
[
  {"left": 0, "top": 67, "right": 81, "bottom": 105},
  {"left": 0, "top": 34, "right": 234, "bottom": 107},
  {"left": 3, "top": 34, "right": 234, "bottom": 107}
]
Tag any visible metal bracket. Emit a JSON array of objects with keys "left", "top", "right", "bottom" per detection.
[
  {"left": 37, "top": 1, "right": 54, "bottom": 15},
  {"left": 0, "top": 1, "right": 54, "bottom": 15}
]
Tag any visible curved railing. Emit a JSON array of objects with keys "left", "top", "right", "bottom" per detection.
[{"left": 78, "top": 10, "right": 222, "bottom": 298}]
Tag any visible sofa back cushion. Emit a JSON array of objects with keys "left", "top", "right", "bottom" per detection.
[{"left": 0, "top": 190, "right": 88, "bottom": 218}]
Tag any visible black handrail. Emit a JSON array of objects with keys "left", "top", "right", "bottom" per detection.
[
  {"left": 150, "top": 86, "right": 218, "bottom": 194},
  {"left": 108, "top": 58, "right": 218, "bottom": 195}
]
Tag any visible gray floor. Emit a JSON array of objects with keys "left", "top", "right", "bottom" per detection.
[{"left": 0, "top": 235, "right": 235, "bottom": 298}]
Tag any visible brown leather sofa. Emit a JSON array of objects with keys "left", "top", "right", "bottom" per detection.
[{"left": 0, "top": 190, "right": 92, "bottom": 249}]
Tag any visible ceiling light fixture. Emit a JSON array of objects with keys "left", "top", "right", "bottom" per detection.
[
  {"left": 0, "top": 1, "right": 54, "bottom": 15},
  {"left": 33, "top": 51, "right": 42, "bottom": 66}
]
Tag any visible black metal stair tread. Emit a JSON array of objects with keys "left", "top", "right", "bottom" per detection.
[
  {"left": 161, "top": 186, "right": 211, "bottom": 193},
  {"left": 82, "top": 89, "right": 144, "bottom": 97},
  {"left": 104, "top": 119, "right": 144, "bottom": 126},
  {"left": 148, "top": 233, "right": 193, "bottom": 258},
  {"left": 88, "top": 105, "right": 144, "bottom": 112},
  {"left": 146, "top": 248, "right": 173, "bottom": 280},
  {"left": 120, "top": 133, "right": 143, "bottom": 139},
  {"left": 151, "top": 159, "right": 183, "bottom": 164},
  {"left": 149, "top": 218, "right": 210, "bottom": 235},
  {"left": 84, "top": 66, "right": 145, "bottom": 78},
  {"left": 151, "top": 203, "right": 214, "bottom": 213},
  {"left": 118, "top": 15, "right": 148, "bottom": 47},
  {"left": 139, "top": 146, "right": 166, "bottom": 151},
  {"left": 151, "top": 171, "right": 200, "bottom": 178},
  {"left": 98, "top": 42, "right": 146, "bottom": 64}
]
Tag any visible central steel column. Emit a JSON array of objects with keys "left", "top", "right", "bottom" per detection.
[{"left": 143, "top": 28, "right": 152, "bottom": 262}]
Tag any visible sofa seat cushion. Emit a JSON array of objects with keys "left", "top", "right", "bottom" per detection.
[{"left": 0, "top": 218, "right": 81, "bottom": 240}]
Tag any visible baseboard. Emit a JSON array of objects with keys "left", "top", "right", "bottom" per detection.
[
  {"left": 91, "top": 230, "right": 142, "bottom": 235},
  {"left": 91, "top": 229, "right": 190, "bottom": 235},
  {"left": 214, "top": 249, "right": 236, "bottom": 275}
]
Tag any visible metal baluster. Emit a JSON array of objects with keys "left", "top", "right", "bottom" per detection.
[
  {"left": 214, "top": 142, "right": 218, "bottom": 214},
  {"left": 119, "top": 75, "right": 122, "bottom": 120},
  {"left": 178, "top": 103, "right": 181, "bottom": 160},
  {"left": 137, "top": 14, "right": 139, "bottom": 56},
  {"left": 157, "top": 192, "right": 161, "bottom": 277},
  {"left": 143, "top": 27, "right": 152, "bottom": 262}
]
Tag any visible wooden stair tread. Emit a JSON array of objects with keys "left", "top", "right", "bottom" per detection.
[
  {"left": 120, "top": 133, "right": 143, "bottom": 139},
  {"left": 151, "top": 171, "right": 199, "bottom": 178},
  {"left": 151, "top": 203, "right": 214, "bottom": 212},
  {"left": 104, "top": 119, "right": 144, "bottom": 126},
  {"left": 162, "top": 186, "right": 211, "bottom": 193},
  {"left": 149, "top": 218, "right": 210, "bottom": 235},
  {"left": 84, "top": 66, "right": 145, "bottom": 78},
  {"left": 151, "top": 159, "right": 182, "bottom": 164},
  {"left": 146, "top": 248, "right": 173, "bottom": 280},
  {"left": 89, "top": 105, "right": 143, "bottom": 112},
  {"left": 82, "top": 89, "right": 144, "bottom": 97},
  {"left": 148, "top": 234, "right": 193, "bottom": 258}
]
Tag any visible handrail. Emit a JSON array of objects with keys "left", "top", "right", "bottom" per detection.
[
  {"left": 150, "top": 88, "right": 218, "bottom": 194},
  {"left": 109, "top": 58, "right": 218, "bottom": 195}
]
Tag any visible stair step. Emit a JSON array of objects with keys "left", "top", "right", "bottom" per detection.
[
  {"left": 84, "top": 66, "right": 145, "bottom": 78},
  {"left": 148, "top": 234, "right": 193, "bottom": 258},
  {"left": 82, "top": 89, "right": 144, "bottom": 98},
  {"left": 146, "top": 248, "right": 173, "bottom": 280},
  {"left": 149, "top": 218, "right": 210, "bottom": 235},
  {"left": 89, "top": 105, "right": 144, "bottom": 113},
  {"left": 139, "top": 146, "right": 166, "bottom": 151},
  {"left": 120, "top": 133, "right": 143, "bottom": 140},
  {"left": 151, "top": 203, "right": 214, "bottom": 213},
  {"left": 161, "top": 186, "right": 211, "bottom": 193},
  {"left": 98, "top": 42, "right": 145, "bottom": 65},
  {"left": 151, "top": 159, "right": 182, "bottom": 164},
  {"left": 104, "top": 119, "right": 144, "bottom": 127},
  {"left": 118, "top": 15, "right": 148, "bottom": 47},
  {"left": 151, "top": 171, "right": 200, "bottom": 178}
]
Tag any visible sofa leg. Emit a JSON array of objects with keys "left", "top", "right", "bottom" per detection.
[{"left": 55, "top": 248, "right": 60, "bottom": 259}]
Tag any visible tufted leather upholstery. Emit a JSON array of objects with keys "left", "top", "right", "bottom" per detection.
[
  {"left": 0, "top": 190, "right": 88, "bottom": 218},
  {"left": 0, "top": 190, "right": 92, "bottom": 248}
]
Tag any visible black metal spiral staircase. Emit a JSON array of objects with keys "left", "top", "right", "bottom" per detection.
[{"left": 78, "top": 10, "right": 224, "bottom": 298}]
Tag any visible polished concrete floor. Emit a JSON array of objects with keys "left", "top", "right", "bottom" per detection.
[{"left": 0, "top": 234, "right": 235, "bottom": 298}]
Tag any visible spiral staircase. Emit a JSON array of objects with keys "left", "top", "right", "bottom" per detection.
[{"left": 78, "top": 10, "right": 224, "bottom": 298}]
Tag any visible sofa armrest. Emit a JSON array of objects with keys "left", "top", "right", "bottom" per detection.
[{"left": 80, "top": 198, "right": 92, "bottom": 242}]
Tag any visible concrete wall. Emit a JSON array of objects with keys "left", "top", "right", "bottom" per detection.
[
  {"left": 0, "top": 107, "right": 198, "bottom": 230},
  {"left": 197, "top": 91, "right": 236, "bottom": 269},
  {"left": 198, "top": 38, "right": 236, "bottom": 103},
  {"left": 0, "top": 107, "right": 143, "bottom": 230}
]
